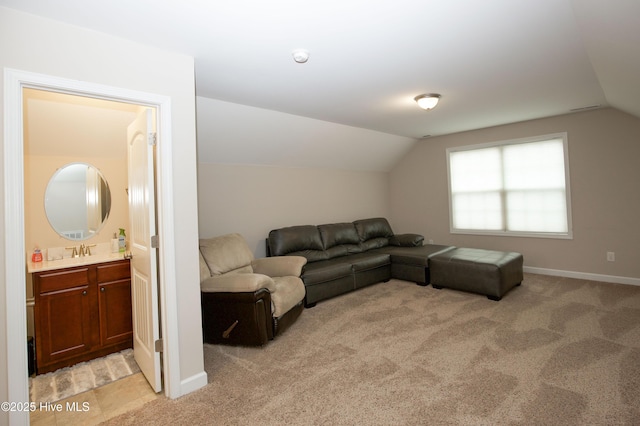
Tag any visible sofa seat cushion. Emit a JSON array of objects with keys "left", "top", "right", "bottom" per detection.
[
  {"left": 302, "top": 259, "right": 353, "bottom": 285},
  {"left": 252, "top": 256, "right": 307, "bottom": 278},
  {"left": 347, "top": 252, "right": 391, "bottom": 272},
  {"left": 271, "top": 276, "right": 306, "bottom": 318},
  {"left": 378, "top": 244, "right": 456, "bottom": 267}
]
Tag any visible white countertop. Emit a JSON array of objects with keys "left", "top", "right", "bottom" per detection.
[{"left": 27, "top": 252, "right": 128, "bottom": 273}]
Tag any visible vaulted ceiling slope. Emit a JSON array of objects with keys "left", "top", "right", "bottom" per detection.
[{"left": 2, "top": 0, "right": 639, "bottom": 140}]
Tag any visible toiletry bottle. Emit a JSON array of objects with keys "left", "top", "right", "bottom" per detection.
[
  {"left": 118, "top": 228, "right": 126, "bottom": 253},
  {"left": 32, "top": 248, "right": 43, "bottom": 262},
  {"left": 111, "top": 232, "right": 119, "bottom": 253}
]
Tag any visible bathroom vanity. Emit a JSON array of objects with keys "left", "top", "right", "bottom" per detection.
[
  {"left": 26, "top": 161, "right": 134, "bottom": 374},
  {"left": 31, "top": 256, "right": 132, "bottom": 374}
]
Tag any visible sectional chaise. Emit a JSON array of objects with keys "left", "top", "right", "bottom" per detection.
[{"left": 267, "top": 217, "right": 523, "bottom": 306}]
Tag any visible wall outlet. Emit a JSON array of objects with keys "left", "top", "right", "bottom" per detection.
[
  {"left": 428, "top": 239, "right": 434, "bottom": 244},
  {"left": 607, "top": 252, "right": 615, "bottom": 262}
]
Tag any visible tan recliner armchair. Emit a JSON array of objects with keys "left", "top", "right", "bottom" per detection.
[{"left": 199, "top": 233, "right": 307, "bottom": 346}]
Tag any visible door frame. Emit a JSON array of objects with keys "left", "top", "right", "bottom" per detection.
[{"left": 3, "top": 68, "right": 181, "bottom": 423}]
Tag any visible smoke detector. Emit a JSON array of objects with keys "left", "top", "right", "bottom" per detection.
[{"left": 292, "top": 49, "right": 310, "bottom": 63}]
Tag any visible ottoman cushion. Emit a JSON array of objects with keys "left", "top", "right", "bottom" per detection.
[{"left": 429, "top": 248, "right": 523, "bottom": 300}]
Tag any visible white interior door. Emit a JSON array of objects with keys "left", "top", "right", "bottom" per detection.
[{"left": 127, "top": 108, "right": 162, "bottom": 392}]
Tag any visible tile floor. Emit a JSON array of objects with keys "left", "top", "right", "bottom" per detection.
[{"left": 30, "top": 372, "right": 158, "bottom": 425}]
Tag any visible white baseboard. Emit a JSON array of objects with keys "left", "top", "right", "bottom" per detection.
[
  {"left": 523, "top": 266, "right": 640, "bottom": 287},
  {"left": 180, "top": 371, "right": 208, "bottom": 396}
]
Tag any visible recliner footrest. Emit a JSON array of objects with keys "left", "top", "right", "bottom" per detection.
[{"left": 201, "top": 289, "right": 273, "bottom": 346}]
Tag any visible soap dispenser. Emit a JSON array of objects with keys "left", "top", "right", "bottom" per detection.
[
  {"left": 31, "top": 247, "right": 43, "bottom": 263},
  {"left": 118, "top": 228, "right": 126, "bottom": 253}
]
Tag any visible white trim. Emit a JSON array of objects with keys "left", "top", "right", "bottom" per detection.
[
  {"left": 4, "top": 68, "right": 29, "bottom": 426},
  {"left": 3, "top": 69, "right": 185, "bottom": 423},
  {"left": 446, "top": 133, "right": 573, "bottom": 239},
  {"left": 447, "top": 132, "right": 568, "bottom": 153},
  {"left": 523, "top": 266, "right": 640, "bottom": 287},
  {"left": 449, "top": 229, "right": 573, "bottom": 240},
  {"left": 154, "top": 100, "right": 183, "bottom": 399},
  {"left": 180, "top": 371, "right": 209, "bottom": 396}
]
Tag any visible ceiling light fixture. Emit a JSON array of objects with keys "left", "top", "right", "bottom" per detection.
[
  {"left": 414, "top": 93, "right": 441, "bottom": 110},
  {"left": 292, "top": 49, "right": 310, "bottom": 63}
]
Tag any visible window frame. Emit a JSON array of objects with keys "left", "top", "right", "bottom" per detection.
[{"left": 446, "top": 132, "right": 573, "bottom": 239}]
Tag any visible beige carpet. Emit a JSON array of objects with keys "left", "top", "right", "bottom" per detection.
[
  {"left": 30, "top": 348, "right": 140, "bottom": 404},
  {"left": 103, "top": 274, "right": 640, "bottom": 425}
]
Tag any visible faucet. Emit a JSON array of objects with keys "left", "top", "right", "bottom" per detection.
[{"left": 66, "top": 244, "right": 96, "bottom": 258}]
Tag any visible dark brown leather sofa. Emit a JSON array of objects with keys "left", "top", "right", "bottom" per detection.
[{"left": 267, "top": 218, "right": 455, "bottom": 307}]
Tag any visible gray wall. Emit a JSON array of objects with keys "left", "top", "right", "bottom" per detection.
[
  {"left": 195, "top": 96, "right": 414, "bottom": 257},
  {"left": 195, "top": 104, "right": 640, "bottom": 281},
  {"left": 390, "top": 108, "right": 640, "bottom": 280},
  {"left": 198, "top": 163, "right": 390, "bottom": 257}
]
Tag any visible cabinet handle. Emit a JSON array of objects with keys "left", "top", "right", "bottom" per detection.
[
  {"left": 101, "top": 287, "right": 105, "bottom": 292},
  {"left": 82, "top": 290, "right": 87, "bottom": 296}
]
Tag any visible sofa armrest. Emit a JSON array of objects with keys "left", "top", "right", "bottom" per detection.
[
  {"left": 201, "top": 273, "right": 276, "bottom": 293},
  {"left": 252, "top": 256, "right": 307, "bottom": 277},
  {"left": 389, "top": 233, "right": 424, "bottom": 247}
]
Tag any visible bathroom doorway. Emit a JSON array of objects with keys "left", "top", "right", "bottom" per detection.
[
  {"left": 4, "top": 69, "right": 180, "bottom": 424},
  {"left": 23, "top": 88, "right": 155, "bottom": 397}
]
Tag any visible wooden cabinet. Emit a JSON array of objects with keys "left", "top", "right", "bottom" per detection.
[
  {"left": 97, "top": 261, "right": 133, "bottom": 347},
  {"left": 33, "top": 259, "right": 132, "bottom": 374},
  {"left": 35, "top": 267, "right": 93, "bottom": 368}
]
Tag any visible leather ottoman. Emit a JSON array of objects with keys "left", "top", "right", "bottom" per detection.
[{"left": 429, "top": 248, "right": 523, "bottom": 300}]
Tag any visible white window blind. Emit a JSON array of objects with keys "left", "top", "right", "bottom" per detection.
[{"left": 447, "top": 134, "right": 572, "bottom": 238}]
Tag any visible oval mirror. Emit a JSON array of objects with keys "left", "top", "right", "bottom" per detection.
[{"left": 44, "top": 162, "right": 112, "bottom": 241}]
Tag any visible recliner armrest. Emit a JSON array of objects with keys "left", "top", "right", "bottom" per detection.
[
  {"left": 252, "top": 256, "right": 307, "bottom": 278},
  {"left": 201, "top": 273, "right": 276, "bottom": 293},
  {"left": 389, "top": 233, "right": 425, "bottom": 247}
]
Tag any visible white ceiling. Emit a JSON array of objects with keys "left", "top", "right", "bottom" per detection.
[{"left": 3, "top": 0, "right": 639, "bottom": 139}]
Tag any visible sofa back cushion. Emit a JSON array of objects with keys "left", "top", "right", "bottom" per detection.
[
  {"left": 318, "top": 223, "right": 363, "bottom": 258},
  {"left": 354, "top": 218, "right": 394, "bottom": 251},
  {"left": 200, "top": 233, "right": 255, "bottom": 276},
  {"left": 268, "top": 225, "right": 329, "bottom": 262}
]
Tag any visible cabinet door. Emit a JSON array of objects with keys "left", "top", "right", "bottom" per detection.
[
  {"left": 97, "top": 260, "right": 133, "bottom": 347},
  {"left": 98, "top": 279, "right": 133, "bottom": 346},
  {"left": 36, "top": 285, "right": 93, "bottom": 369}
]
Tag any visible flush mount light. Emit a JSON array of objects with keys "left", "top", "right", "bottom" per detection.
[
  {"left": 292, "top": 49, "right": 310, "bottom": 63},
  {"left": 414, "top": 93, "right": 441, "bottom": 110}
]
